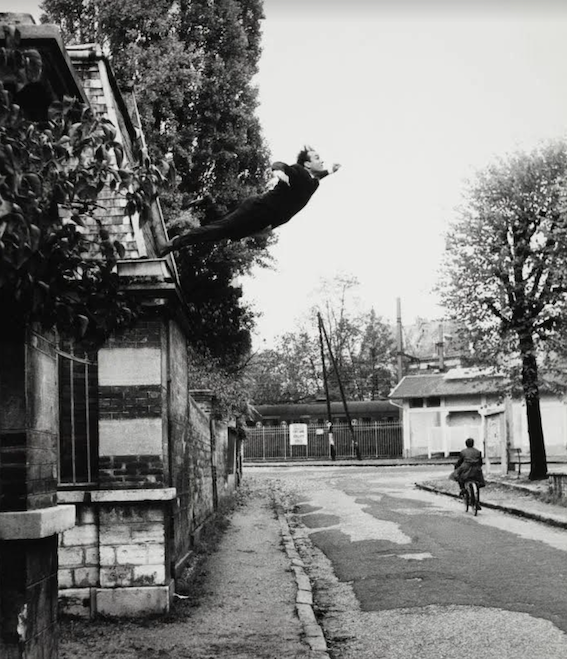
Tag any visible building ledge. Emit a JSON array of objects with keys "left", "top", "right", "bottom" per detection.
[
  {"left": 0, "top": 505, "right": 75, "bottom": 540},
  {"left": 58, "top": 488, "right": 176, "bottom": 504}
]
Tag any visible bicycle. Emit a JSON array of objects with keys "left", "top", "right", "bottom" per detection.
[{"left": 463, "top": 480, "right": 481, "bottom": 516}]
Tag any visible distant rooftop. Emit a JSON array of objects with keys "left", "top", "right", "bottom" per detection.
[{"left": 389, "top": 369, "right": 506, "bottom": 399}]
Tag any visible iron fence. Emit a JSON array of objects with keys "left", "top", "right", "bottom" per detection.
[{"left": 243, "top": 422, "right": 403, "bottom": 461}]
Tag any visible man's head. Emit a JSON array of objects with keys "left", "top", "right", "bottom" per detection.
[
  {"left": 297, "top": 145, "right": 327, "bottom": 177},
  {"left": 465, "top": 438, "right": 474, "bottom": 448}
]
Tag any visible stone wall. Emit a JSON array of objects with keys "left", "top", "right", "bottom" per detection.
[
  {"left": 57, "top": 499, "right": 99, "bottom": 617},
  {"left": 56, "top": 316, "right": 242, "bottom": 615},
  {"left": 58, "top": 491, "right": 175, "bottom": 617},
  {"left": 58, "top": 318, "right": 175, "bottom": 616},
  {"left": 0, "top": 329, "right": 74, "bottom": 658},
  {"left": 171, "top": 393, "right": 213, "bottom": 576}
]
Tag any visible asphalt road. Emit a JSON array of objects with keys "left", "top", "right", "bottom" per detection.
[{"left": 250, "top": 464, "right": 567, "bottom": 659}]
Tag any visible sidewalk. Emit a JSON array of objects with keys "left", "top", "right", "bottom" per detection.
[
  {"left": 416, "top": 472, "right": 567, "bottom": 529},
  {"left": 59, "top": 479, "right": 328, "bottom": 659}
]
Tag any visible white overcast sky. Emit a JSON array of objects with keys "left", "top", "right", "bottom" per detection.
[{"left": 15, "top": 0, "right": 567, "bottom": 346}]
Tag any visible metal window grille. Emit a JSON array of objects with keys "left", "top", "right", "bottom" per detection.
[{"left": 58, "top": 344, "right": 99, "bottom": 485}]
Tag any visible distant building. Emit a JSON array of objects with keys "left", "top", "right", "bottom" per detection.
[
  {"left": 390, "top": 367, "right": 567, "bottom": 463},
  {"left": 400, "top": 319, "right": 471, "bottom": 374},
  {"left": 250, "top": 399, "right": 401, "bottom": 426}
]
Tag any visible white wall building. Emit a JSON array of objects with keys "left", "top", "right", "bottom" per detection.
[{"left": 389, "top": 368, "right": 567, "bottom": 469}]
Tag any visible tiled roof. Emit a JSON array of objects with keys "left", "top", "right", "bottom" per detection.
[
  {"left": 255, "top": 400, "right": 399, "bottom": 418},
  {"left": 390, "top": 371, "right": 507, "bottom": 399},
  {"left": 68, "top": 50, "right": 143, "bottom": 260}
]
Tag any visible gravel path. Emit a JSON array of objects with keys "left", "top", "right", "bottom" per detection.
[{"left": 60, "top": 480, "right": 309, "bottom": 659}]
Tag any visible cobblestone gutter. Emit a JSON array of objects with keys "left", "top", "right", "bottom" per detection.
[{"left": 275, "top": 503, "right": 331, "bottom": 659}]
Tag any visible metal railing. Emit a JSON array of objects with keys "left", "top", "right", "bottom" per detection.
[{"left": 243, "top": 422, "right": 403, "bottom": 461}]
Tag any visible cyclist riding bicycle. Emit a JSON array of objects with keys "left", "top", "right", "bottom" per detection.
[{"left": 450, "top": 438, "right": 486, "bottom": 504}]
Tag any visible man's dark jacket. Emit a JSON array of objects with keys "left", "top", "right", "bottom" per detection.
[{"left": 173, "top": 162, "right": 329, "bottom": 246}]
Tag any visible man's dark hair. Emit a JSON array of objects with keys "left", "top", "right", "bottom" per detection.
[
  {"left": 465, "top": 438, "right": 474, "bottom": 448},
  {"left": 296, "top": 146, "right": 312, "bottom": 166}
]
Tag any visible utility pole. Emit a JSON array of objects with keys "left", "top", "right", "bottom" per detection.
[
  {"left": 318, "top": 313, "right": 361, "bottom": 461},
  {"left": 396, "top": 297, "right": 404, "bottom": 381},
  {"left": 318, "top": 314, "right": 336, "bottom": 461}
]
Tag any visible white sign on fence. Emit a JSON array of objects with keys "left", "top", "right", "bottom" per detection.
[{"left": 289, "top": 423, "right": 308, "bottom": 446}]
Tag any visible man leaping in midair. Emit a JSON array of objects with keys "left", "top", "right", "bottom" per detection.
[{"left": 159, "top": 146, "right": 341, "bottom": 254}]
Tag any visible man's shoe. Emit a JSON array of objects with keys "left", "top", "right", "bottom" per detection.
[{"left": 157, "top": 237, "right": 176, "bottom": 256}]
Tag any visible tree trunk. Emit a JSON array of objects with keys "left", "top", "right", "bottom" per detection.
[{"left": 518, "top": 332, "right": 548, "bottom": 480}]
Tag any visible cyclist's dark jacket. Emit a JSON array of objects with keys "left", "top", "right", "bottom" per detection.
[{"left": 453, "top": 447, "right": 485, "bottom": 487}]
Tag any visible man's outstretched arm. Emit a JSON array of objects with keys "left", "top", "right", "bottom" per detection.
[{"left": 313, "top": 162, "right": 341, "bottom": 180}]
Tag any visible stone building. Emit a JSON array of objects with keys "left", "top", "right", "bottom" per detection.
[{"left": 0, "top": 15, "right": 242, "bottom": 658}]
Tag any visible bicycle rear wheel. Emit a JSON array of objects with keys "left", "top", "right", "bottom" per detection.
[
  {"left": 472, "top": 482, "right": 480, "bottom": 516},
  {"left": 463, "top": 485, "right": 470, "bottom": 512},
  {"left": 466, "top": 481, "right": 478, "bottom": 515}
]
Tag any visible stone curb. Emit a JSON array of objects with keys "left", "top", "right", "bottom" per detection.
[
  {"left": 275, "top": 503, "right": 331, "bottom": 659},
  {"left": 415, "top": 483, "right": 567, "bottom": 530}
]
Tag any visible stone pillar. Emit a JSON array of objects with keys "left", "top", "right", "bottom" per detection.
[
  {"left": 57, "top": 320, "right": 175, "bottom": 617},
  {"left": 0, "top": 329, "right": 74, "bottom": 659},
  {"left": 95, "top": 489, "right": 175, "bottom": 616}
]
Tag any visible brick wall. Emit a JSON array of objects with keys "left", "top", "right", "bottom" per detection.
[
  {"left": 70, "top": 56, "right": 143, "bottom": 260},
  {"left": 171, "top": 385, "right": 238, "bottom": 576},
  {"left": 98, "top": 455, "right": 165, "bottom": 488}
]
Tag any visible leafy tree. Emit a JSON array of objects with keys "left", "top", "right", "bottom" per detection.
[
  {"left": 438, "top": 141, "right": 567, "bottom": 480},
  {"left": 248, "top": 332, "right": 320, "bottom": 404},
  {"left": 354, "top": 309, "right": 396, "bottom": 399},
  {"left": 186, "top": 344, "right": 256, "bottom": 419},
  {"left": 249, "top": 275, "right": 397, "bottom": 404},
  {"left": 41, "top": 0, "right": 272, "bottom": 365},
  {"left": 0, "top": 33, "right": 167, "bottom": 342},
  {"left": 311, "top": 273, "right": 362, "bottom": 398}
]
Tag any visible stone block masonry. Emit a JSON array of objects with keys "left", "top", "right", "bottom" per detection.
[
  {"left": 57, "top": 491, "right": 175, "bottom": 617},
  {"left": 57, "top": 503, "right": 99, "bottom": 616},
  {"left": 0, "top": 328, "right": 75, "bottom": 658},
  {"left": 0, "top": 536, "right": 60, "bottom": 659}
]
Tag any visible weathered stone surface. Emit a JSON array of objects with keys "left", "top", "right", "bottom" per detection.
[{"left": 95, "top": 585, "right": 171, "bottom": 617}]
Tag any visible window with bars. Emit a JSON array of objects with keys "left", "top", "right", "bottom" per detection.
[{"left": 58, "top": 342, "right": 99, "bottom": 485}]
